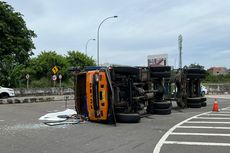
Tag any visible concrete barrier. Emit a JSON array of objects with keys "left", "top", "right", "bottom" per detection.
[
  {"left": 0, "top": 95, "right": 74, "bottom": 104},
  {"left": 206, "top": 83, "right": 230, "bottom": 95},
  {"left": 14, "top": 87, "right": 74, "bottom": 97}
]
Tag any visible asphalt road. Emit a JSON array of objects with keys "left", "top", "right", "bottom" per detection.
[{"left": 0, "top": 97, "right": 230, "bottom": 153}]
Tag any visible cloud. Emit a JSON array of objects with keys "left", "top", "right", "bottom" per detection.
[{"left": 4, "top": 0, "right": 230, "bottom": 69}]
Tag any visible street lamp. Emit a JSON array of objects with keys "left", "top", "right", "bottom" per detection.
[
  {"left": 85, "top": 38, "right": 95, "bottom": 55},
  {"left": 97, "top": 16, "right": 118, "bottom": 66}
]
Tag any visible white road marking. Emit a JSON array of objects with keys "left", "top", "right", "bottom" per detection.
[
  {"left": 213, "top": 111, "right": 230, "bottom": 114},
  {"left": 178, "top": 126, "right": 230, "bottom": 129},
  {"left": 152, "top": 111, "right": 210, "bottom": 153},
  {"left": 221, "top": 107, "right": 230, "bottom": 111},
  {"left": 171, "top": 132, "right": 230, "bottom": 137},
  {"left": 164, "top": 141, "right": 230, "bottom": 146},
  {"left": 187, "top": 121, "right": 230, "bottom": 124},
  {"left": 195, "top": 117, "right": 230, "bottom": 120},
  {"left": 203, "top": 114, "right": 230, "bottom": 116}
]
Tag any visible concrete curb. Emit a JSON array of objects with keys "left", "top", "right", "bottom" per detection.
[{"left": 0, "top": 95, "right": 74, "bottom": 105}]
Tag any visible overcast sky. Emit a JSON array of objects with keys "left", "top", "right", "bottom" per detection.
[{"left": 4, "top": 0, "right": 230, "bottom": 69}]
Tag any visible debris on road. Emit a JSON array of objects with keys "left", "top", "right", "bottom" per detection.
[{"left": 39, "top": 109, "right": 80, "bottom": 126}]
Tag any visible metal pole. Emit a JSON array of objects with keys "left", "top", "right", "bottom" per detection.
[
  {"left": 27, "top": 79, "right": 29, "bottom": 89},
  {"left": 85, "top": 38, "right": 95, "bottom": 55},
  {"left": 178, "top": 34, "right": 183, "bottom": 69},
  {"left": 97, "top": 16, "right": 118, "bottom": 66}
]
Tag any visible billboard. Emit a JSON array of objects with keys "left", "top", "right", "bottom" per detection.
[{"left": 147, "top": 54, "right": 168, "bottom": 66}]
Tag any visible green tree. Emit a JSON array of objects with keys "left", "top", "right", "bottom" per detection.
[
  {"left": 29, "top": 51, "right": 68, "bottom": 78},
  {"left": 66, "top": 51, "right": 96, "bottom": 69},
  {"left": 0, "top": 1, "right": 36, "bottom": 87}
]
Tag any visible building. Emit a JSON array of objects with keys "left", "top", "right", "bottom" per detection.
[
  {"left": 207, "top": 67, "right": 228, "bottom": 75},
  {"left": 147, "top": 54, "right": 168, "bottom": 66}
]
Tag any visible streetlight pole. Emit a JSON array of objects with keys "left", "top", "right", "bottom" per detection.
[
  {"left": 85, "top": 38, "right": 95, "bottom": 55},
  {"left": 178, "top": 34, "right": 183, "bottom": 69},
  {"left": 97, "top": 16, "right": 118, "bottom": 66}
]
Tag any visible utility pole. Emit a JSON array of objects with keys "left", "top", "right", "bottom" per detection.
[{"left": 178, "top": 34, "right": 183, "bottom": 69}]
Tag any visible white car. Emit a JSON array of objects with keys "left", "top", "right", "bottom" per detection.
[
  {"left": 0, "top": 86, "right": 15, "bottom": 98},
  {"left": 201, "top": 85, "right": 208, "bottom": 96}
]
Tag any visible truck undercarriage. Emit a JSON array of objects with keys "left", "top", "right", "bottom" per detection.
[{"left": 74, "top": 66, "right": 207, "bottom": 124}]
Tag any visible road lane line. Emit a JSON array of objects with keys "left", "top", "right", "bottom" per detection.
[
  {"left": 152, "top": 111, "right": 211, "bottom": 153},
  {"left": 164, "top": 141, "right": 230, "bottom": 146},
  {"left": 213, "top": 112, "right": 230, "bottom": 114},
  {"left": 178, "top": 126, "right": 230, "bottom": 129},
  {"left": 195, "top": 117, "right": 230, "bottom": 120},
  {"left": 203, "top": 114, "right": 230, "bottom": 116},
  {"left": 187, "top": 121, "right": 230, "bottom": 124},
  {"left": 171, "top": 132, "right": 230, "bottom": 137},
  {"left": 221, "top": 107, "right": 230, "bottom": 110}
]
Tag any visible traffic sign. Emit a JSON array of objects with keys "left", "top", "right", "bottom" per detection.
[
  {"left": 52, "top": 75, "right": 57, "bottom": 81},
  {"left": 52, "top": 66, "right": 59, "bottom": 74},
  {"left": 58, "top": 74, "right": 62, "bottom": 80},
  {"left": 26, "top": 74, "right": 30, "bottom": 79}
]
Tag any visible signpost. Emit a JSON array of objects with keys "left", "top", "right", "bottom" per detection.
[
  {"left": 58, "top": 74, "right": 62, "bottom": 88},
  {"left": 26, "top": 74, "right": 30, "bottom": 89},
  {"left": 52, "top": 75, "right": 57, "bottom": 87}
]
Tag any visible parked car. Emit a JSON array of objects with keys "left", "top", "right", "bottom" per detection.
[
  {"left": 0, "top": 86, "right": 15, "bottom": 98},
  {"left": 201, "top": 85, "right": 208, "bottom": 96}
]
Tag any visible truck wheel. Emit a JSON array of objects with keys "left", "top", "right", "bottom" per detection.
[
  {"left": 152, "top": 101, "right": 172, "bottom": 109},
  {"left": 1, "top": 93, "right": 9, "bottom": 99},
  {"left": 201, "top": 97, "right": 207, "bottom": 102},
  {"left": 149, "top": 66, "right": 171, "bottom": 72},
  {"left": 187, "top": 102, "right": 202, "bottom": 108},
  {"left": 187, "top": 97, "right": 202, "bottom": 103},
  {"left": 150, "top": 72, "right": 171, "bottom": 78},
  {"left": 115, "top": 113, "right": 140, "bottom": 123},
  {"left": 151, "top": 107, "right": 172, "bottom": 115},
  {"left": 201, "top": 102, "right": 207, "bottom": 107}
]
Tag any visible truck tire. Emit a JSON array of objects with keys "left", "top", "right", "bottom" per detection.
[
  {"left": 201, "top": 102, "right": 207, "bottom": 107},
  {"left": 115, "top": 113, "right": 140, "bottom": 123},
  {"left": 201, "top": 97, "right": 207, "bottom": 102},
  {"left": 186, "top": 74, "right": 205, "bottom": 79},
  {"left": 187, "top": 97, "right": 202, "bottom": 103},
  {"left": 150, "top": 72, "right": 171, "bottom": 78},
  {"left": 152, "top": 101, "right": 172, "bottom": 109},
  {"left": 151, "top": 107, "right": 172, "bottom": 115},
  {"left": 187, "top": 102, "right": 202, "bottom": 108},
  {"left": 149, "top": 66, "right": 171, "bottom": 72}
]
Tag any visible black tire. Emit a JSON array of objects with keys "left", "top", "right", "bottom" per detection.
[
  {"left": 187, "top": 102, "right": 202, "bottom": 108},
  {"left": 150, "top": 72, "right": 171, "bottom": 78},
  {"left": 186, "top": 68, "right": 206, "bottom": 74},
  {"left": 187, "top": 74, "right": 205, "bottom": 79},
  {"left": 201, "top": 97, "right": 207, "bottom": 102},
  {"left": 152, "top": 101, "right": 172, "bottom": 109},
  {"left": 201, "top": 102, "right": 207, "bottom": 107},
  {"left": 187, "top": 97, "right": 202, "bottom": 103},
  {"left": 115, "top": 113, "right": 140, "bottom": 123},
  {"left": 1, "top": 92, "right": 9, "bottom": 99},
  {"left": 152, "top": 107, "right": 172, "bottom": 115},
  {"left": 149, "top": 66, "right": 171, "bottom": 72}
]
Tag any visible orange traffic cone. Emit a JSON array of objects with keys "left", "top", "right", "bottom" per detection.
[{"left": 212, "top": 99, "right": 219, "bottom": 112}]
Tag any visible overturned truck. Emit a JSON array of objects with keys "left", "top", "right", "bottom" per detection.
[{"left": 74, "top": 66, "right": 206, "bottom": 124}]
